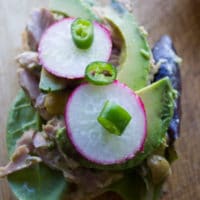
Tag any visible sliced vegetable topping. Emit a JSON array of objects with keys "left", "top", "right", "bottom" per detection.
[
  {"left": 39, "top": 18, "right": 112, "bottom": 79},
  {"left": 39, "top": 68, "right": 67, "bottom": 92},
  {"left": 85, "top": 61, "right": 117, "bottom": 85},
  {"left": 98, "top": 100, "right": 132, "bottom": 135},
  {"left": 65, "top": 81, "right": 147, "bottom": 165},
  {"left": 102, "top": 4, "right": 151, "bottom": 90},
  {"left": 71, "top": 18, "right": 94, "bottom": 49}
]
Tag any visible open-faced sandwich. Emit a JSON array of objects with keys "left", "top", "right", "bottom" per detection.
[{"left": 0, "top": 0, "right": 181, "bottom": 199}]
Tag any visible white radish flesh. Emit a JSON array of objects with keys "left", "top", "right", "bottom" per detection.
[
  {"left": 38, "top": 18, "right": 112, "bottom": 79},
  {"left": 65, "top": 81, "right": 147, "bottom": 165}
]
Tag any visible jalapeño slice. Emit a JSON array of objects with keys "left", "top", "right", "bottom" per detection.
[{"left": 85, "top": 61, "right": 117, "bottom": 85}]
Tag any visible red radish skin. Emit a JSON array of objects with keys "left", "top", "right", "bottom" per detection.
[
  {"left": 38, "top": 18, "right": 112, "bottom": 79},
  {"left": 65, "top": 81, "right": 147, "bottom": 165},
  {"left": 137, "top": 98, "right": 147, "bottom": 152}
]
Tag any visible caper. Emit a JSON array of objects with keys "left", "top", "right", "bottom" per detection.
[{"left": 147, "top": 155, "right": 171, "bottom": 184}]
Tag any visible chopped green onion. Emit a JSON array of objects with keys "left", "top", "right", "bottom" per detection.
[
  {"left": 97, "top": 101, "right": 132, "bottom": 135},
  {"left": 71, "top": 18, "right": 94, "bottom": 49},
  {"left": 85, "top": 61, "right": 117, "bottom": 85}
]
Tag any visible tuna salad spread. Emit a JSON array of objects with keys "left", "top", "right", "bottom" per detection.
[{"left": 0, "top": 0, "right": 182, "bottom": 200}]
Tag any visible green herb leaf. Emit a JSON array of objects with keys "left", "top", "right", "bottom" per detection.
[
  {"left": 8, "top": 163, "right": 66, "bottom": 200},
  {"left": 6, "top": 90, "right": 41, "bottom": 157}
]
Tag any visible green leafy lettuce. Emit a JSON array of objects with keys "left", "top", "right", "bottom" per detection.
[
  {"left": 8, "top": 163, "right": 66, "bottom": 200},
  {"left": 6, "top": 90, "right": 41, "bottom": 157},
  {"left": 6, "top": 90, "right": 66, "bottom": 200}
]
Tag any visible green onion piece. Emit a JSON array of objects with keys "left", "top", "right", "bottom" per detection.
[
  {"left": 85, "top": 61, "right": 117, "bottom": 85},
  {"left": 98, "top": 101, "right": 132, "bottom": 135},
  {"left": 71, "top": 18, "right": 94, "bottom": 49}
]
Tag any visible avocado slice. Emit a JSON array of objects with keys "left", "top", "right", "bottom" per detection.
[
  {"left": 39, "top": 68, "right": 67, "bottom": 92},
  {"left": 102, "top": 2, "right": 151, "bottom": 90},
  {"left": 134, "top": 77, "right": 177, "bottom": 164},
  {"left": 49, "top": 0, "right": 99, "bottom": 21}
]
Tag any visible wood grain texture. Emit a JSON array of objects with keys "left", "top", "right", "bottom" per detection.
[{"left": 0, "top": 0, "right": 200, "bottom": 199}]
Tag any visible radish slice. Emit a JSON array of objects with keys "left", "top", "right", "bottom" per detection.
[
  {"left": 38, "top": 18, "right": 112, "bottom": 79},
  {"left": 65, "top": 81, "right": 147, "bottom": 165}
]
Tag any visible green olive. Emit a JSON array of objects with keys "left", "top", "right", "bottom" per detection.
[
  {"left": 44, "top": 91, "right": 69, "bottom": 115},
  {"left": 147, "top": 155, "right": 171, "bottom": 184}
]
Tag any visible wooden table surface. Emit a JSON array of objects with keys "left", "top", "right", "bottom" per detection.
[{"left": 0, "top": 0, "right": 200, "bottom": 199}]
